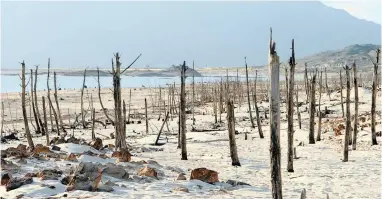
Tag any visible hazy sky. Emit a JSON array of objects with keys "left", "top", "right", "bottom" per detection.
[{"left": 322, "top": 0, "right": 381, "bottom": 24}]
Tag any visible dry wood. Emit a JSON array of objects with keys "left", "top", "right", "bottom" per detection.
[
  {"left": 309, "top": 69, "right": 318, "bottom": 144},
  {"left": 296, "top": 84, "right": 302, "bottom": 129},
  {"left": 47, "top": 58, "right": 60, "bottom": 135},
  {"left": 21, "top": 61, "right": 34, "bottom": 149},
  {"left": 317, "top": 70, "right": 323, "bottom": 141},
  {"left": 180, "top": 61, "right": 188, "bottom": 160},
  {"left": 145, "top": 98, "right": 149, "bottom": 135},
  {"left": 254, "top": 70, "right": 264, "bottom": 138},
  {"left": 81, "top": 69, "right": 87, "bottom": 129},
  {"left": 371, "top": 48, "right": 380, "bottom": 145},
  {"left": 245, "top": 57, "right": 255, "bottom": 128},
  {"left": 227, "top": 100, "right": 240, "bottom": 166},
  {"left": 192, "top": 61, "right": 195, "bottom": 125},
  {"left": 54, "top": 72, "right": 65, "bottom": 133},
  {"left": 34, "top": 66, "right": 45, "bottom": 135},
  {"left": 97, "top": 68, "right": 114, "bottom": 125},
  {"left": 30, "top": 69, "right": 41, "bottom": 134},
  {"left": 268, "top": 28, "right": 282, "bottom": 199},
  {"left": 352, "top": 61, "right": 359, "bottom": 150},
  {"left": 42, "top": 96, "right": 49, "bottom": 145},
  {"left": 343, "top": 64, "right": 352, "bottom": 162},
  {"left": 287, "top": 39, "right": 295, "bottom": 172},
  {"left": 155, "top": 112, "right": 169, "bottom": 145},
  {"left": 1, "top": 102, "right": 4, "bottom": 136},
  {"left": 340, "top": 69, "right": 345, "bottom": 117}
]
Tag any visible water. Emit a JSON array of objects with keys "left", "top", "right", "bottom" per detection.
[{"left": 0, "top": 73, "right": 303, "bottom": 93}]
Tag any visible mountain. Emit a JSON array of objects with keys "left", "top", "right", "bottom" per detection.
[
  {"left": 1, "top": 1, "right": 381, "bottom": 69},
  {"left": 294, "top": 44, "right": 381, "bottom": 71}
]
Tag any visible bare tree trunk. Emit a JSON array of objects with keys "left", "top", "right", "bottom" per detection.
[
  {"left": 287, "top": 39, "right": 295, "bottom": 172},
  {"left": 296, "top": 84, "right": 302, "bottom": 129},
  {"left": 34, "top": 66, "right": 45, "bottom": 135},
  {"left": 47, "top": 58, "right": 60, "bottom": 135},
  {"left": 340, "top": 70, "right": 345, "bottom": 118},
  {"left": 123, "top": 100, "right": 126, "bottom": 137},
  {"left": 1, "top": 102, "right": 4, "bottom": 136},
  {"left": 254, "top": 70, "right": 264, "bottom": 138},
  {"left": 371, "top": 48, "right": 380, "bottom": 145},
  {"left": 21, "top": 61, "right": 34, "bottom": 149},
  {"left": 180, "top": 61, "right": 188, "bottom": 160},
  {"left": 325, "top": 67, "right": 331, "bottom": 101},
  {"left": 49, "top": 97, "right": 54, "bottom": 132},
  {"left": 54, "top": 72, "right": 65, "bottom": 133},
  {"left": 219, "top": 78, "right": 223, "bottom": 123},
  {"left": 352, "top": 62, "right": 359, "bottom": 150},
  {"left": 113, "top": 53, "right": 126, "bottom": 149},
  {"left": 97, "top": 68, "right": 114, "bottom": 125},
  {"left": 42, "top": 96, "right": 49, "bottom": 145},
  {"left": 91, "top": 94, "right": 96, "bottom": 140},
  {"left": 343, "top": 64, "right": 352, "bottom": 162},
  {"left": 213, "top": 88, "right": 218, "bottom": 123},
  {"left": 81, "top": 69, "right": 87, "bottom": 129},
  {"left": 227, "top": 100, "right": 241, "bottom": 166},
  {"left": 317, "top": 70, "right": 323, "bottom": 141},
  {"left": 304, "top": 63, "right": 310, "bottom": 103},
  {"left": 309, "top": 70, "right": 317, "bottom": 144},
  {"left": 145, "top": 98, "right": 149, "bottom": 135},
  {"left": 268, "top": 28, "right": 282, "bottom": 199},
  {"left": 285, "top": 66, "right": 289, "bottom": 112},
  {"left": 192, "top": 61, "right": 195, "bottom": 125},
  {"left": 245, "top": 57, "right": 255, "bottom": 128},
  {"left": 128, "top": 90, "right": 131, "bottom": 123},
  {"left": 155, "top": 112, "right": 169, "bottom": 145},
  {"left": 30, "top": 69, "right": 41, "bottom": 134}
]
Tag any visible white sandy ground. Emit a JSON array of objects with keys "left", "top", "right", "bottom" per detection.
[{"left": 0, "top": 85, "right": 381, "bottom": 199}]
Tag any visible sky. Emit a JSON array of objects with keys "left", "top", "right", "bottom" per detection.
[{"left": 322, "top": 0, "right": 381, "bottom": 24}]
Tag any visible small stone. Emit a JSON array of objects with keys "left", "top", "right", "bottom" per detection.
[
  {"left": 138, "top": 166, "right": 158, "bottom": 179},
  {"left": 173, "top": 187, "right": 189, "bottom": 193},
  {"left": 51, "top": 145, "right": 61, "bottom": 151},
  {"left": 176, "top": 174, "right": 187, "bottom": 180},
  {"left": 16, "top": 144, "right": 27, "bottom": 151}
]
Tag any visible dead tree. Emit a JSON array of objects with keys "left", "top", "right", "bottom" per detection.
[
  {"left": 127, "top": 90, "right": 131, "bottom": 123},
  {"left": 287, "top": 39, "right": 295, "bottom": 172},
  {"left": 213, "top": 88, "right": 218, "bottom": 123},
  {"left": 47, "top": 58, "right": 60, "bottom": 135},
  {"left": 317, "top": 70, "right": 323, "bottom": 141},
  {"left": 1, "top": 102, "right": 4, "bottom": 136},
  {"left": 21, "top": 61, "right": 34, "bottom": 149},
  {"left": 296, "top": 84, "right": 302, "bottom": 129},
  {"left": 49, "top": 97, "right": 54, "bottom": 132},
  {"left": 34, "top": 66, "right": 45, "bottom": 135},
  {"left": 325, "top": 67, "right": 331, "bottom": 100},
  {"left": 304, "top": 63, "right": 310, "bottom": 103},
  {"left": 180, "top": 61, "right": 188, "bottom": 160},
  {"left": 227, "top": 100, "right": 241, "bottom": 166},
  {"left": 81, "top": 69, "right": 87, "bottom": 129},
  {"left": 254, "top": 70, "right": 264, "bottom": 138},
  {"left": 54, "top": 72, "right": 65, "bottom": 133},
  {"left": 42, "top": 96, "right": 49, "bottom": 145},
  {"left": 145, "top": 98, "right": 149, "bottom": 135},
  {"left": 219, "top": 78, "right": 223, "bottom": 123},
  {"left": 309, "top": 69, "right": 318, "bottom": 144},
  {"left": 91, "top": 95, "right": 96, "bottom": 140},
  {"left": 244, "top": 57, "right": 255, "bottom": 128},
  {"left": 343, "top": 64, "right": 352, "bottom": 162},
  {"left": 371, "top": 48, "right": 380, "bottom": 145},
  {"left": 352, "top": 61, "right": 359, "bottom": 150},
  {"left": 155, "top": 112, "right": 169, "bottom": 145},
  {"left": 339, "top": 69, "right": 345, "bottom": 117},
  {"left": 268, "top": 28, "right": 282, "bottom": 199},
  {"left": 97, "top": 68, "right": 114, "bottom": 125},
  {"left": 192, "top": 61, "right": 195, "bottom": 125},
  {"left": 123, "top": 100, "right": 126, "bottom": 136},
  {"left": 30, "top": 69, "right": 41, "bottom": 134},
  {"left": 112, "top": 52, "right": 141, "bottom": 149}
]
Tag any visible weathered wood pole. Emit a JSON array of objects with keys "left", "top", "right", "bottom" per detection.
[
  {"left": 42, "top": 96, "right": 49, "bottom": 145},
  {"left": 49, "top": 97, "right": 54, "bottom": 132},
  {"left": 317, "top": 70, "right": 323, "bottom": 141},
  {"left": 245, "top": 57, "right": 255, "bottom": 128},
  {"left": 97, "top": 68, "right": 114, "bottom": 125},
  {"left": 155, "top": 112, "right": 169, "bottom": 145},
  {"left": 287, "top": 39, "right": 295, "bottom": 172},
  {"left": 213, "top": 88, "right": 218, "bottom": 123},
  {"left": 219, "top": 78, "right": 223, "bottom": 123},
  {"left": 309, "top": 70, "right": 317, "bottom": 144},
  {"left": 371, "top": 48, "right": 380, "bottom": 145},
  {"left": 343, "top": 64, "right": 352, "bottom": 162},
  {"left": 47, "top": 58, "right": 60, "bottom": 135},
  {"left": 123, "top": 100, "right": 126, "bottom": 137},
  {"left": 227, "top": 100, "right": 241, "bottom": 166},
  {"left": 91, "top": 95, "right": 96, "bottom": 140},
  {"left": 340, "top": 69, "right": 345, "bottom": 117},
  {"left": 192, "top": 61, "right": 195, "bottom": 125},
  {"left": 352, "top": 61, "right": 359, "bottom": 150},
  {"left": 127, "top": 89, "right": 131, "bottom": 123},
  {"left": 304, "top": 63, "right": 310, "bottom": 103},
  {"left": 268, "top": 28, "right": 282, "bottom": 199},
  {"left": 145, "top": 98, "right": 149, "bottom": 135},
  {"left": 30, "top": 69, "right": 41, "bottom": 134},
  {"left": 296, "top": 84, "right": 302, "bottom": 129},
  {"left": 34, "top": 66, "right": 45, "bottom": 135},
  {"left": 21, "top": 61, "right": 34, "bottom": 149},
  {"left": 325, "top": 67, "right": 331, "bottom": 100},
  {"left": 81, "top": 69, "right": 87, "bottom": 129},
  {"left": 180, "top": 61, "right": 188, "bottom": 160},
  {"left": 54, "top": 72, "right": 65, "bottom": 133},
  {"left": 254, "top": 70, "right": 264, "bottom": 138}
]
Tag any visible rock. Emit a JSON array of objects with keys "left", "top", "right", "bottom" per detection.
[
  {"left": 33, "top": 145, "right": 51, "bottom": 154},
  {"left": 90, "top": 138, "right": 103, "bottom": 150},
  {"left": 6, "top": 176, "right": 33, "bottom": 191},
  {"left": 112, "top": 148, "right": 131, "bottom": 162},
  {"left": 5, "top": 147, "right": 28, "bottom": 158},
  {"left": 50, "top": 137, "right": 59, "bottom": 145},
  {"left": 1, "top": 173, "right": 11, "bottom": 185},
  {"left": 138, "top": 166, "right": 158, "bottom": 179},
  {"left": 190, "top": 168, "right": 219, "bottom": 183},
  {"left": 225, "top": 180, "right": 251, "bottom": 186},
  {"left": 55, "top": 137, "right": 66, "bottom": 145},
  {"left": 104, "top": 180, "right": 118, "bottom": 187},
  {"left": 66, "top": 136, "right": 80, "bottom": 144},
  {"left": 176, "top": 174, "right": 187, "bottom": 180},
  {"left": 51, "top": 145, "right": 61, "bottom": 151},
  {"left": 172, "top": 187, "right": 189, "bottom": 193},
  {"left": 16, "top": 144, "right": 27, "bottom": 151},
  {"left": 97, "top": 184, "right": 114, "bottom": 192},
  {"left": 24, "top": 173, "right": 37, "bottom": 178},
  {"left": 38, "top": 169, "right": 63, "bottom": 180},
  {"left": 17, "top": 159, "right": 27, "bottom": 164},
  {"left": 110, "top": 133, "right": 115, "bottom": 139},
  {"left": 65, "top": 153, "right": 78, "bottom": 162},
  {"left": 98, "top": 154, "right": 108, "bottom": 159},
  {"left": 102, "top": 165, "right": 129, "bottom": 179}
]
